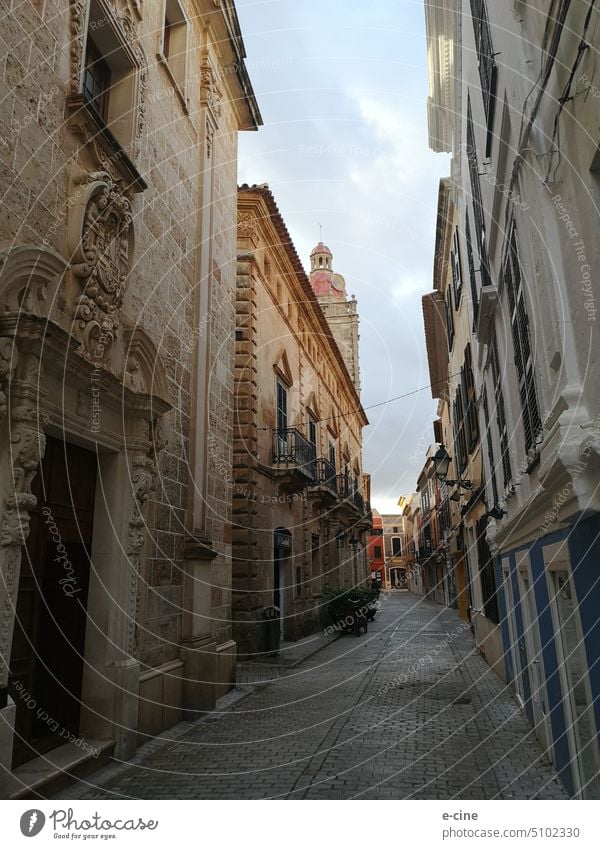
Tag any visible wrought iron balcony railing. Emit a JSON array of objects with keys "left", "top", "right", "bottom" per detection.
[
  {"left": 336, "top": 474, "right": 350, "bottom": 501},
  {"left": 311, "top": 457, "right": 338, "bottom": 495},
  {"left": 272, "top": 428, "right": 315, "bottom": 480}
]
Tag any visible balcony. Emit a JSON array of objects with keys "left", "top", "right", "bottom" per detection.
[
  {"left": 357, "top": 499, "right": 373, "bottom": 530},
  {"left": 333, "top": 476, "right": 371, "bottom": 522},
  {"left": 271, "top": 428, "right": 315, "bottom": 489},
  {"left": 308, "top": 457, "right": 338, "bottom": 503}
]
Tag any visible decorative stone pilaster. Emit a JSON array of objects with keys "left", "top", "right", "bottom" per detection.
[
  {"left": 127, "top": 448, "right": 158, "bottom": 657},
  {"left": 0, "top": 365, "right": 47, "bottom": 698},
  {"left": 201, "top": 52, "right": 223, "bottom": 159}
]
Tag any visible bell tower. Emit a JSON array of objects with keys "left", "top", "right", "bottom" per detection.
[{"left": 308, "top": 242, "right": 361, "bottom": 393}]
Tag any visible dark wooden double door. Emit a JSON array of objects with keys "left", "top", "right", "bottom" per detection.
[{"left": 8, "top": 436, "right": 97, "bottom": 767}]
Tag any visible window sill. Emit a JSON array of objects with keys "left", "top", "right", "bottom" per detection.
[
  {"left": 67, "top": 94, "right": 147, "bottom": 193},
  {"left": 156, "top": 52, "right": 189, "bottom": 115}
]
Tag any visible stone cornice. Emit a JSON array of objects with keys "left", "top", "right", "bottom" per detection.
[
  {"left": 190, "top": 0, "right": 262, "bottom": 131},
  {"left": 424, "top": 0, "right": 455, "bottom": 153}
]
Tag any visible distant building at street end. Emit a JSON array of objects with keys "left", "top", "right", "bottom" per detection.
[
  {"left": 367, "top": 511, "right": 386, "bottom": 585},
  {"left": 381, "top": 511, "right": 414, "bottom": 590}
]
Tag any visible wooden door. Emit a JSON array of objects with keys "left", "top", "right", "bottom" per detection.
[{"left": 9, "top": 436, "right": 97, "bottom": 767}]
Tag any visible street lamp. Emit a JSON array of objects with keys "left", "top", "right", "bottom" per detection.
[
  {"left": 433, "top": 445, "right": 472, "bottom": 489},
  {"left": 433, "top": 445, "right": 451, "bottom": 481}
]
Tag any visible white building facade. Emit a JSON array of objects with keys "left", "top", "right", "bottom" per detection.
[{"left": 425, "top": 0, "right": 600, "bottom": 797}]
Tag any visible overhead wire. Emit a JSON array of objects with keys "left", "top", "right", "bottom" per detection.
[{"left": 253, "top": 372, "right": 463, "bottom": 430}]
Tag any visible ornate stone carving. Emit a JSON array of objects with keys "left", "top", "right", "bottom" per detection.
[
  {"left": 200, "top": 54, "right": 223, "bottom": 121},
  {"left": 0, "top": 245, "right": 68, "bottom": 319},
  {"left": 0, "top": 339, "right": 17, "bottom": 422},
  {"left": 2, "top": 404, "right": 47, "bottom": 547},
  {"left": 0, "top": 546, "right": 22, "bottom": 689},
  {"left": 123, "top": 326, "right": 171, "bottom": 403},
  {"left": 127, "top": 454, "right": 157, "bottom": 556},
  {"left": 237, "top": 212, "right": 259, "bottom": 242},
  {"left": 134, "top": 51, "right": 148, "bottom": 157},
  {"left": 67, "top": 171, "right": 134, "bottom": 356},
  {"left": 69, "top": 0, "right": 87, "bottom": 97},
  {"left": 125, "top": 355, "right": 146, "bottom": 394},
  {"left": 201, "top": 52, "right": 223, "bottom": 159}
]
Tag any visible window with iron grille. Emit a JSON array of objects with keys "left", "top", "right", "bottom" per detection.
[
  {"left": 463, "top": 344, "right": 479, "bottom": 451},
  {"left": 481, "top": 384, "right": 499, "bottom": 506},
  {"left": 465, "top": 213, "right": 479, "bottom": 327},
  {"left": 466, "top": 97, "right": 491, "bottom": 289},
  {"left": 469, "top": 0, "right": 497, "bottom": 149},
  {"left": 451, "top": 229, "right": 463, "bottom": 310},
  {"left": 503, "top": 218, "right": 542, "bottom": 453},
  {"left": 476, "top": 516, "right": 499, "bottom": 623},
  {"left": 445, "top": 288, "right": 455, "bottom": 351},
  {"left": 489, "top": 334, "right": 511, "bottom": 486}
]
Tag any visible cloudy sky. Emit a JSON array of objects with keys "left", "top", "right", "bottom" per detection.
[{"left": 236, "top": 0, "right": 450, "bottom": 514}]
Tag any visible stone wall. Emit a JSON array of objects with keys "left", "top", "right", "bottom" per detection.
[{"left": 0, "top": 0, "right": 259, "bottom": 782}]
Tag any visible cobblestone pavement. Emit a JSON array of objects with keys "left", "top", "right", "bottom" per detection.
[{"left": 76, "top": 593, "right": 569, "bottom": 799}]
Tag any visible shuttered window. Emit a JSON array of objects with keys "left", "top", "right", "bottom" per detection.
[
  {"left": 490, "top": 334, "right": 511, "bottom": 487},
  {"left": 463, "top": 344, "right": 479, "bottom": 451},
  {"left": 453, "top": 390, "right": 468, "bottom": 476},
  {"left": 446, "top": 288, "right": 455, "bottom": 351},
  {"left": 451, "top": 229, "right": 463, "bottom": 310},
  {"left": 481, "top": 385, "right": 499, "bottom": 506},
  {"left": 466, "top": 97, "right": 491, "bottom": 289},
  {"left": 465, "top": 214, "right": 479, "bottom": 328},
  {"left": 469, "top": 0, "right": 497, "bottom": 149},
  {"left": 503, "top": 219, "right": 542, "bottom": 453}
]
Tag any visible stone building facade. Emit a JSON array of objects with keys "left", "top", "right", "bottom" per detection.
[
  {"left": 380, "top": 513, "right": 412, "bottom": 590},
  {"left": 0, "top": 0, "right": 260, "bottom": 795},
  {"left": 233, "top": 185, "right": 371, "bottom": 657},
  {"left": 425, "top": 0, "right": 600, "bottom": 797}
]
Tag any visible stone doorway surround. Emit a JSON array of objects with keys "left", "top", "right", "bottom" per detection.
[{"left": 0, "top": 243, "right": 171, "bottom": 796}]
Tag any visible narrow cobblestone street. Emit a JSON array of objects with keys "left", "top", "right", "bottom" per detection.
[{"left": 72, "top": 594, "right": 568, "bottom": 800}]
